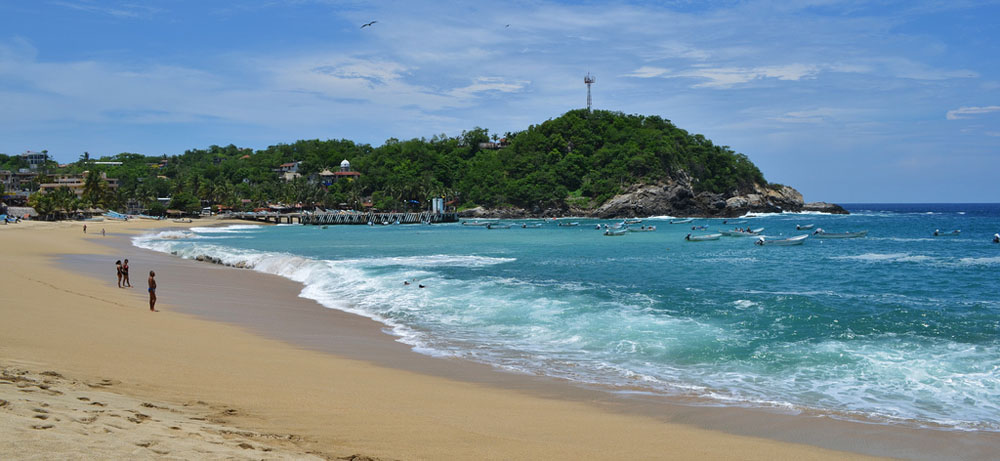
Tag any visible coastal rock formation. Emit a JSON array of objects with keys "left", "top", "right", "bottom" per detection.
[
  {"left": 592, "top": 176, "right": 818, "bottom": 218},
  {"left": 802, "top": 202, "right": 849, "bottom": 214},
  {"left": 459, "top": 180, "right": 844, "bottom": 219}
]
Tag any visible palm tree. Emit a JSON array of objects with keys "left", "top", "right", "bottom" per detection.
[{"left": 82, "top": 171, "right": 107, "bottom": 208}]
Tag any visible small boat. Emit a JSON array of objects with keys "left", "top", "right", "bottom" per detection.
[
  {"left": 796, "top": 224, "right": 815, "bottom": 230},
  {"left": 522, "top": 223, "right": 543, "bottom": 228},
  {"left": 625, "top": 218, "right": 642, "bottom": 224},
  {"left": 691, "top": 225, "right": 708, "bottom": 230},
  {"left": 83, "top": 217, "right": 105, "bottom": 222},
  {"left": 558, "top": 222, "right": 580, "bottom": 227},
  {"left": 670, "top": 218, "right": 693, "bottom": 224},
  {"left": 755, "top": 234, "right": 809, "bottom": 246},
  {"left": 685, "top": 233, "right": 722, "bottom": 241},
  {"left": 462, "top": 221, "right": 489, "bottom": 226},
  {"left": 628, "top": 226, "right": 657, "bottom": 232},
  {"left": 172, "top": 218, "right": 193, "bottom": 223},
  {"left": 932, "top": 229, "right": 960, "bottom": 237},
  {"left": 722, "top": 219, "right": 747, "bottom": 224},
  {"left": 486, "top": 223, "right": 511, "bottom": 229},
  {"left": 720, "top": 228, "right": 765, "bottom": 237},
  {"left": 812, "top": 228, "right": 868, "bottom": 239},
  {"left": 604, "top": 229, "right": 627, "bottom": 236}
]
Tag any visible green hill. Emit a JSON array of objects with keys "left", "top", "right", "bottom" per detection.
[{"left": 16, "top": 109, "right": 822, "bottom": 217}]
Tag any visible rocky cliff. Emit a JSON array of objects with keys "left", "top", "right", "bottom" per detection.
[{"left": 459, "top": 174, "right": 847, "bottom": 219}]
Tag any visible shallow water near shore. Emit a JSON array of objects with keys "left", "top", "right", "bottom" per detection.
[{"left": 133, "top": 203, "right": 1000, "bottom": 432}]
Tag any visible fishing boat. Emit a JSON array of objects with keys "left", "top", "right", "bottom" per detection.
[
  {"left": 720, "top": 227, "right": 765, "bottom": 237},
  {"left": 722, "top": 219, "right": 748, "bottom": 224},
  {"left": 462, "top": 221, "right": 489, "bottom": 226},
  {"left": 933, "top": 229, "right": 960, "bottom": 237},
  {"left": 604, "top": 228, "right": 627, "bottom": 236},
  {"left": 628, "top": 226, "right": 657, "bottom": 232},
  {"left": 691, "top": 225, "right": 708, "bottom": 230},
  {"left": 796, "top": 224, "right": 815, "bottom": 230},
  {"left": 558, "top": 222, "right": 580, "bottom": 227},
  {"left": 755, "top": 234, "right": 809, "bottom": 246},
  {"left": 83, "top": 217, "right": 105, "bottom": 222},
  {"left": 625, "top": 218, "right": 643, "bottom": 224},
  {"left": 685, "top": 233, "right": 722, "bottom": 241},
  {"left": 812, "top": 228, "right": 868, "bottom": 239},
  {"left": 172, "top": 218, "right": 193, "bottom": 223},
  {"left": 522, "top": 223, "right": 543, "bottom": 228},
  {"left": 669, "top": 218, "right": 693, "bottom": 224},
  {"left": 486, "top": 223, "right": 511, "bottom": 229}
]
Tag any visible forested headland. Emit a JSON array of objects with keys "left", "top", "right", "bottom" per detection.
[{"left": 6, "top": 109, "right": 836, "bottom": 218}]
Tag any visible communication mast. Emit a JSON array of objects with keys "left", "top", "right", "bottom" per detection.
[{"left": 584, "top": 73, "right": 595, "bottom": 112}]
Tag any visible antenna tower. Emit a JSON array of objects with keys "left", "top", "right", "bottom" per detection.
[{"left": 584, "top": 73, "right": 595, "bottom": 112}]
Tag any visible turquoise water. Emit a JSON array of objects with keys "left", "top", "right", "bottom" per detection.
[{"left": 134, "top": 204, "right": 1000, "bottom": 431}]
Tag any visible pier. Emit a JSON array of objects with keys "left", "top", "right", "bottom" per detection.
[{"left": 230, "top": 211, "right": 458, "bottom": 225}]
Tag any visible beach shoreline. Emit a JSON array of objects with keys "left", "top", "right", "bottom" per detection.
[{"left": 2, "top": 218, "right": 997, "bottom": 459}]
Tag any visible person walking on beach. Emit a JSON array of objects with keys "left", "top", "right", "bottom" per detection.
[
  {"left": 122, "top": 259, "right": 131, "bottom": 288},
  {"left": 101, "top": 228, "right": 106, "bottom": 237},
  {"left": 147, "top": 271, "right": 157, "bottom": 312},
  {"left": 83, "top": 224, "right": 87, "bottom": 233},
  {"left": 115, "top": 260, "right": 123, "bottom": 288}
]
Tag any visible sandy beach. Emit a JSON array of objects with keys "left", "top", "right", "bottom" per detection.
[{"left": 2, "top": 218, "right": 996, "bottom": 459}]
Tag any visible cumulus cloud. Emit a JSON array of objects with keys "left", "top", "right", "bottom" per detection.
[{"left": 946, "top": 106, "right": 1000, "bottom": 120}]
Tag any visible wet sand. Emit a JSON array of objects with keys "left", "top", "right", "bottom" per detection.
[{"left": 3, "top": 218, "right": 997, "bottom": 459}]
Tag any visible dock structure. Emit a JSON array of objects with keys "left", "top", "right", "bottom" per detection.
[{"left": 230, "top": 211, "right": 458, "bottom": 225}]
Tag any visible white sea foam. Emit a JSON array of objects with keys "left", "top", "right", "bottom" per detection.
[
  {"left": 731, "top": 299, "right": 757, "bottom": 310},
  {"left": 956, "top": 256, "right": 1000, "bottom": 266},
  {"left": 189, "top": 224, "right": 265, "bottom": 233},
  {"left": 833, "top": 253, "right": 934, "bottom": 264}
]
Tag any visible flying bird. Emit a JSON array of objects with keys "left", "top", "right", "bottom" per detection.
[
  {"left": 505, "top": 24, "right": 510, "bottom": 28},
  {"left": 361, "top": 20, "right": 377, "bottom": 29}
]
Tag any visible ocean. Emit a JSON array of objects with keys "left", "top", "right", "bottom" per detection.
[{"left": 133, "top": 203, "right": 1000, "bottom": 432}]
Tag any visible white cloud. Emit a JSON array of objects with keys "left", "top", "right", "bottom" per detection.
[
  {"left": 50, "top": 0, "right": 162, "bottom": 18},
  {"left": 624, "top": 66, "right": 670, "bottom": 78},
  {"left": 449, "top": 77, "right": 529, "bottom": 98},
  {"left": 946, "top": 106, "right": 1000, "bottom": 120},
  {"left": 770, "top": 108, "right": 843, "bottom": 124}
]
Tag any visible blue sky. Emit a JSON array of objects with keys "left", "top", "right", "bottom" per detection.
[{"left": 1, "top": 0, "right": 998, "bottom": 202}]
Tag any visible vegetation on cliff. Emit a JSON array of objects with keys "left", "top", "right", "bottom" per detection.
[{"left": 12, "top": 109, "right": 774, "bottom": 215}]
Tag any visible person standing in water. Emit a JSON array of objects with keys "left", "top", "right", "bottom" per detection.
[
  {"left": 122, "top": 259, "right": 131, "bottom": 287},
  {"left": 147, "top": 271, "right": 157, "bottom": 312}
]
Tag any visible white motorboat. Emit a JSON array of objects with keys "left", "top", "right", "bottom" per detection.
[
  {"left": 628, "top": 226, "right": 657, "bottom": 232},
  {"left": 755, "top": 234, "right": 809, "bottom": 246},
  {"left": 796, "top": 224, "right": 815, "bottom": 230},
  {"left": 932, "top": 229, "right": 960, "bottom": 237},
  {"left": 669, "top": 218, "right": 694, "bottom": 224},
  {"left": 685, "top": 233, "right": 722, "bottom": 241},
  {"left": 812, "top": 228, "right": 868, "bottom": 239},
  {"left": 720, "top": 227, "right": 764, "bottom": 237},
  {"left": 486, "top": 223, "right": 511, "bottom": 229},
  {"left": 462, "top": 221, "right": 488, "bottom": 226},
  {"left": 604, "top": 229, "right": 627, "bottom": 236},
  {"left": 558, "top": 222, "right": 580, "bottom": 227}
]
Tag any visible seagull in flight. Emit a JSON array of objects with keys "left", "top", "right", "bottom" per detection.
[{"left": 361, "top": 20, "right": 377, "bottom": 29}]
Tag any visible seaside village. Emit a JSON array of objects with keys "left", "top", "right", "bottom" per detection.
[{"left": 0, "top": 149, "right": 456, "bottom": 225}]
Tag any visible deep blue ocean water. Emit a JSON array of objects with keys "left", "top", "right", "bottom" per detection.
[{"left": 134, "top": 204, "right": 1000, "bottom": 431}]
